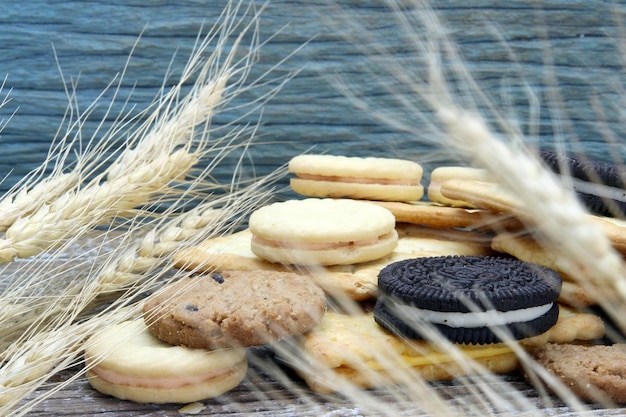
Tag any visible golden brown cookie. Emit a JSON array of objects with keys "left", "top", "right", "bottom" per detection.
[
  {"left": 441, "top": 178, "right": 626, "bottom": 254},
  {"left": 143, "top": 270, "right": 326, "bottom": 349},
  {"left": 367, "top": 201, "right": 522, "bottom": 231},
  {"left": 530, "top": 343, "right": 626, "bottom": 404},
  {"left": 491, "top": 232, "right": 612, "bottom": 306},
  {"left": 288, "top": 307, "right": 604, "bottom": 394},
  {"left": 427, "top": 166, "right": 491, "bottom": 207}
]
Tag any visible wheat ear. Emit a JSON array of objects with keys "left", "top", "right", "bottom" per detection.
[
  {"left": 0, "top": 3, "right": 288, "bottom": 411},
  {"left": 307, "top": 0, "right": 626, "bottom": 413},
  {"left": 0, "top": 0, "right": 272, "bottom": 263},
  {"left": 0, "top": 179, "right": 279, "bottom": 413},
  {"left": 0, "top": 52, "right": 233, "bottom": 262},
  {"left": 0, "top": 305, "right": 139, "bottom": 414}
]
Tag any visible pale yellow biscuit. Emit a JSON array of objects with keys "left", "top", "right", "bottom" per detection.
[
  {"left": 85, "top": 319, "right": 247, "bottom": 403},
  {"left": 439, "top": 178, "right": 521, "bottom": 216},
  {"left": 173, "top": 225, "right": 494, "bottom": 301},
  {"left": 172, "top": 230, "right": 286, "bottom": 273},
  {"left": 291, "top": 308, "right": 604, "bottom": 394},
  {"left": 491, "top": 233, "right": 576, "bottom": 279},
  {"left": 427, "top": 166, "right": 491, "bottom": 207},
  {"left": 589, "top": 216, "right": 626, "bottom": 254},
  {"left": 441, "top": 178, "right": 626, "bottom": 255},
  {"left": 289, "top": 154, "right": 424, "bottom": 202},
  {"left": 559, "top": 281, "right": 598, "bottom": 307},
  {"left": 368, "top": 200, "right": 522, "bottom": 231},
  {"left": 491, "top": 232, "right": 612, "bottom": 306},
  {"left": 249, "top": 198, "right": 398, "bottom": 266}
]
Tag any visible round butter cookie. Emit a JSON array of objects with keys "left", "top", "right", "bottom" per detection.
[
  {"left": 85, "top": 319, "right": 247, "bottom": 404},
  {"left": 249, "top": 198, "right": 398, "bottom": 265},
  {"left": 427, "top": 166, "right": 491, "bottom": 207},
  {"left": 289, "top": 154, "right": 424, "bottom": 202},
  {"left": 143, "top": 270, "right": 326, "bottom": 349},
  {"left": 374, "top": 255, "right": 562, "bottom": 344}
]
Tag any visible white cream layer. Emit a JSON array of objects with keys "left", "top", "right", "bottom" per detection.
[{"left": 389, "top": 300, "right": 553, "bottom": 328}]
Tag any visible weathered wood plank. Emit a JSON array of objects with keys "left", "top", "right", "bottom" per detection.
[
  {"left": 0, "top": 0, "right": 624, "bottom": 190},
  {"left": 2, "top": 1, "right": 626, "bottom": 415}
]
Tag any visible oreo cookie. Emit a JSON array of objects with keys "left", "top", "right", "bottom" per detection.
[
  {"left": 539, "top": 148, "right": 626, "bottom": 218},
  {"left": 374, "top": 255, "right": 562, "bottom": 345}
]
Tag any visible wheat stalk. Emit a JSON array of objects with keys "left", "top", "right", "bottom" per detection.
[
  {"left": 0, "top": 2, "right": 295, "bottom": 413},
  {"left": 0, "top": 177, "right": 280, "bottom": 412},
  {"left": 305, "top": 0, "right": 626, "bottom": 414},
  {"left": 0, "top": 305, "right": 139, "bottom": 415},
  {"left": 0, "top": 0, "right": 271, "bottom": 264}
]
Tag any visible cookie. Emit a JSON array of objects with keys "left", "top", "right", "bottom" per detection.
[
  {"left": 249, "top": 198, "right": 398, "bottom": 266},
  {"left": 530, "top": 342, "right": 626, "bottom": 404},
  {"left": 427, "top": 166, "right": 491, "bottom": 207},
  {"left": 172, "top": 230, "right": 290, "bottom": 274},
  {"left": 368, "top": 201, "right": 522, "bottom": 231},
  {"left": 374, "top": 255, "right": 562, "bottom": 344},
  {"left": 539, "top": 148, "right": 626, "bottom": 218},
  {"left": 439, "top": 178, "right": 522, "bottom": 217},
  {"left": 289, "top": 308, "right": 604, "bottom": 394},
  {"left": 491, "top": 232, "right": 617, "bottom": 306},
  {"left": 439, "top": 178, "right": 626, "bottom": 254},
  {"left": 84, "top": 319, "right": 247, "bottom": 404},
  {"left": 143, "top": 270, "right": 326, "bottom": 349},
  {"left": 589, "top": 216, "right": 626, "bottom": 254},
  {"left": 289, "top": 154, "right": 424, "bottom": 202},
  {"left": 173, "top": 225, "right": 494, "bottom": 301}
]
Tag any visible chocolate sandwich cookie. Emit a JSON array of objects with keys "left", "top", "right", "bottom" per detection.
[
  {"left": 374, "top": 255, "right": 562, "bottom": 344},
  {"left": 539, "top": 148, "right": 626, "bottom": 218}
]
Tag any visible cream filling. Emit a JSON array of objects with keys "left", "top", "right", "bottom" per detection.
[
  {"left": 252, "top": 231, "right": 394, "bottom": 250},
  {"left": 89, "top": 362, "right": 236, "bottom": 389},
  {"left": 297, "top": 173, "right": 420, "bottom": 186},
  {"left": 390, "top": 301, "right": 553, "bottom": 328}
]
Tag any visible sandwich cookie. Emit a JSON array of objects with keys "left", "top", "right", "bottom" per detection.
[
  {"left": 539, "top": 148, "right": 626, "bottom": 218},
  {"left": 427, "top": 166, "right": 491, "bottom": 208},
  {"left": 374, "top": 255, "right": 562, "bottom": 344},
  {"left": 289, "top": 154, "right": 424, "bottom": 202},
  {"left": 84, "top": 319, "right": 247, "bottom": 404},
  {"left": 249, "top": 198, "right": 398, "bottom": 266}
]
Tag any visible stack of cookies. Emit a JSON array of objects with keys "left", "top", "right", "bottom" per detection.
[
  {"left": 168, "top": 153, "right": 615, "bottom": 401},
  {"left": 85, "top": 257, "right": 327, "bottom": 402}
]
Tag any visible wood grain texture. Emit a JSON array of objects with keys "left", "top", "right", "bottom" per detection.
[
  {"left": 3, "top": 0, "right": 626, "bottom": 415},
  {"left": 0, "top": 1, "right": 624, "bottom": 192}
]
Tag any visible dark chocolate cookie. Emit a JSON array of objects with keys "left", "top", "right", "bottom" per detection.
[
  {"left": 539, "top": 148, "right": 626, "bottom": 218},
  {"left": 374, "top": 255, "right": 562, "bottom": 344},
  {"left": 143, "top": 270, "right": 326, "bottom": 349}
]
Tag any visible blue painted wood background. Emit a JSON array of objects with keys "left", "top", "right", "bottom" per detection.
[{"left": 0, "top": 0, "right": 624, "bottom": 197}]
